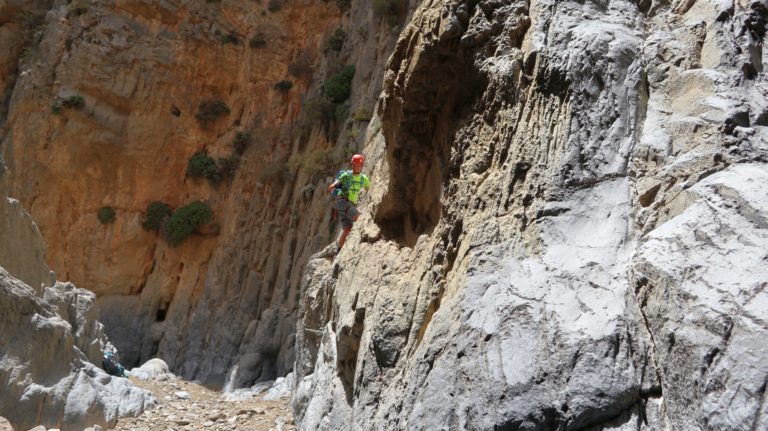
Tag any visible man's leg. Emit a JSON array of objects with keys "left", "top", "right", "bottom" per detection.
[
  {"left": 337, "top": 211, "right": 359, "bottom": 249},
  {"left": 338, "top": 226, "right": 352, "bottom": 248}
]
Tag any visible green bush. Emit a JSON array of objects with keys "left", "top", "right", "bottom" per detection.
[
  {"left": 142, "top": 201, "right": 172, "bottom": 231},
  {"left": 303, "top": 97, "right": 335, "bottom": 125},
  {"left": 195, "top": 100, "right": 230, "bottom": 122},
  {"left": 163, "top": 201, "right": 212, "bottom": 246},
  {"left": 66, "top": 0, "right": 90, "bottom": 17},
  {"left": 218, "top": 155, "right": 240, "bottom": 182},
  {"left": 21, "top": 11, "right": 45, "bottom": 33},
  {"left": 288, "top": 51, "right": 312, "bottom": 78},
  {"left": 351, "top": 107, "right": 372, "bottom": 122},
  {"left": 257, "top": 162, "right": 288, "bottom": 184},
  {"left": 373, "top": 0, "right": 404, "bottom": 26},
  {"left": 325, "top": 28, "right": 346, "bottom": 53},
  {"left": 336, "top": 0, "right": 351, "bottom": 12},
  {"left": 250, "top": 33, "right": 266, "bottom": 48},
  {"left": 97, "top": 206, "right": 116, "bottom": 224},
  {"left": 324, "top": 65, "right": 355, "bottom": 103},
  {"left": 61, "top": 95, "right": 85, "bottom": 108},
  {"left": 186, "top": 151, "right": 222, "bottom": 185},
  {"left": 287, "top": 147, "right": 336, "bottom": 177},
  {"left": 268, "top": 0, "right": 283, "bottom": 12},
  {"left": 335, "top": 103, "right": 350, "bottom": 125},
  {"left": 51, "top": 94, "right": 85, "bottom": 115},
  {"left": 233, "top": 132, "right": 252, "bottom": 155},
  {"left": 274, "top": 80, "right": 293, "bottom": 91},
  {"left": 219, "top": 31, "right": 241, "bottom": 45}
]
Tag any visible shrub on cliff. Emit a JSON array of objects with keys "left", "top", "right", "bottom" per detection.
[
  {"left": 373, "top": 0, "right": 404, "bottom": 26},
  {"left": 232, "top": 132, "right": 252, "bottom": 155},
  {"left": 324, "top": 65, "right": 355, "bottom": 103},
  {"left": 257, "top": 162, "right": 288, "bottom": 184},
  {"left": 66, "top": 0, "right": 90, "bottom": 17},
  {"left": 303, "top": 97, "right": 335, "bottom": 125},
  {"left": 287, "top": 147, "right": 336, "bottom": 177},
  {"left": 268, "top": 0, "right": 283, "bottom": 12},
  {"left": 249, "top": 33, "right": 266, "bottom": 48},
  {"left": 288, "top": 51, "right": 313, "bottom": 78},
  {"left": 217, "top": 30, "right": 240, "bottom": 45},
  {"left": 195, "top": 100, "right": 230, "bottom": 122},
  {"left": 97, "top": 207, "right": 116, "bottom": 225},
  {"left": 351, "top": 107, "right": 372, "bottom": 122},
  {"left": 274, "top": 80, "right": 293, "bottom": 91},
  {"left": 51, "top": 95, "right": 85, "bottom": 115},
  {"left": 142, "top": 201, "right": 173, "bottom": 232},
  {"left": 186, "top": 152, "right": 222, "bottom": 185},
  {"left": 325, "top": 28, "right": 346, "bottom": 53},
  {"left": 61, "top": 95, "right": 85, "bottom": 108},
  {"left": 336, "top": 0, "right": 351, "bottom": 12},
  {"left": 218, "top": 155, "right": 241, "bottom": 183},
  {"left": 335, "top": 103, "right": 350, "bottom": 125},
  {"left": 163, "top": 201, "right": 212, "bottom": 246}
]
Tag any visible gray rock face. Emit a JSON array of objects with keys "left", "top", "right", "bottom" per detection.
[
  {"left": 0, "top": 268, "right": 155, "bottom": 430},
  {"left": 129, "top": 358, "right": 176, "bottom": 381},
  {"left": 293, "top": 0, "right": 768, "bottom": 429},
  {"left": 0, "top": 195, "right": 54, "bottom": 294},
  {"left": 635, "top": 164, "right": 768, "bottom": 430}
]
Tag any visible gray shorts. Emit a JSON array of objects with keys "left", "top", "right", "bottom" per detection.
[{"left": 334, "top": 198, "right": 360, "bottom": 229}]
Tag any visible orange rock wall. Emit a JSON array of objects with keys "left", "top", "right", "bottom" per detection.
[{"left": 0, "top": 0, "right": 397, "bottom": 383}]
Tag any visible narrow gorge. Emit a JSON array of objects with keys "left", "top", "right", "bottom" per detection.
[{"left": 1, "top": 0, "right": 767, "bottom": 429}]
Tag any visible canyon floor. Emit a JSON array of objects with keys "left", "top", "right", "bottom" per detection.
[{"left": 112, "top": 377, "right": 295, "bottom": 431}]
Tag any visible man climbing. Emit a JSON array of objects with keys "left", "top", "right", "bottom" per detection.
[{"left": 328, "top": 154, "right": 370, "bottom": 251}]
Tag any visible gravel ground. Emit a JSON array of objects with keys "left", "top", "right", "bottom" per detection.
[{"left": 111, "top": 377, "right": 295, "bottom": 431}]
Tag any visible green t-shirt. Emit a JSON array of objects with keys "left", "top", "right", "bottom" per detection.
[{"left": 338, "top": 171, "right": 370, "bottom": 204}]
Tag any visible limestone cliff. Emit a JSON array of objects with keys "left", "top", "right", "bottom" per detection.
[
  {"left": 1, "top": 0, "right": 397, "bottom": 389},
  {"left": 0, "top": 268, "right": 155, "bottom": 431},
  {"left": 1, "top": 0, "right": 767, "bottom": 429},
  {"left": 293, "top": 0, "right": 768, "bottom": 429},
  {"left": 0, "top": 177, "right": 153, "bottom": 430}
]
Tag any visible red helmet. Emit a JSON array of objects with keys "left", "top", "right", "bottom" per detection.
[{"left": 351, "top": 154, "right": 365, "bottom": 164}]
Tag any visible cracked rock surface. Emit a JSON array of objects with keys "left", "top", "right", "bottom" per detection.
[
  {"left": 0, "top": 267, "right": 155, "bottom": 431},
  {"left": 293, "top": 0, "right": 768, "bottom": 429}
]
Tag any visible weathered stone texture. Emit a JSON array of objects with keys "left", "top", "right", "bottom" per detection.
[
  {"left": 0, "top": 267, "right": 154, "bottom": 431},
  {"left": 0, "top": 0, "right": 396, "bottom": 389},
  {"left": 293, "top": 0, "right": 768, "bottom": 429},
  {"left": 1, "top": 0, "right": 766, "bottom": 429},
  {"left": 0, "top": 194, "right": 54, "bottom": 293}
]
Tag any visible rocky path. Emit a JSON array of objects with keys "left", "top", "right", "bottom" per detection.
[{"left": 112, "top": 377, "right": 295, "bottom": 431}]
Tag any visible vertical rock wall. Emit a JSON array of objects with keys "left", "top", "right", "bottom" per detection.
[
  {"left": 0, "top": 0, "right": 402, "bottom": 388},
  {"left": 0, "top": 168, "right": 153, "bottom": 430},
  {"left": 2, "top": 0, "right": 767, "bottom": 428},
  {"left": 293, "top": 0, "right": 768, "bottom": 429}
]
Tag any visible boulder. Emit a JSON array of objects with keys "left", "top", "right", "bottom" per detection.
[
  {"left": 263, "top": 373, "right": 295, "bottom": 401},
  {"left": 129, "top": 358, "right": 175, "bottom": 381},
  {"left": 0, "top": 416, "right": 13, "bottom": 431},
  {"left": 0, "top": 267, "right": 155, "bottom": 431}
]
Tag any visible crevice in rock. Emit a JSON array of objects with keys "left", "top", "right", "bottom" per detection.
[
  {"left": 336, "top": 307, "right": 365, "bottom": 406},
  {"left": 375, "top": 12, "right": 477, "bottom": 247},
  {"left": 638, "top": 183, "right": 661, "bottom": 207},
  {"left": 413, "top": 282, "right": 445, "bottom": 350}
]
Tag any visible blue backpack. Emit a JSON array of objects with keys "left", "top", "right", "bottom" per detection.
[
  {"left": 102, "top": 351, "right": 126, "bottom": 377},
  {"left": 331, "top": 170, "right": 354, "bottom": 198}
]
